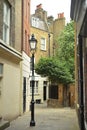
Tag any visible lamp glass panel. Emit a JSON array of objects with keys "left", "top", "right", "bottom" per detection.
[{"left": 30, "top": 41, "right": 36, "bottom": 50}]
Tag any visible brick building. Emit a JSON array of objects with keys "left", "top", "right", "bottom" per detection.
[
  {"left": 30, "top": 4, "right": 53, "bottom": 103},
  {"left": 30, "top": 4, "right": 74, "bottom": 107},
  {"left": 71, "top": 0, "right": 87, "bottom": 130},
  {"left": 53, "top": 12, "right": 65, "bottom": 46},
  {"left": 0, "top": 0, "right": 31, "bottom": 127},
  {"left": 21, "top": 0, "right": 31, "bottom": 113}
]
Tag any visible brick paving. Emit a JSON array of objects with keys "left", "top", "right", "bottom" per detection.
[{"left": 5, "top": 103, "right": 80, "bottom": 130}]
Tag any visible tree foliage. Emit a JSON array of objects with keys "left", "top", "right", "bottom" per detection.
[
  {"left": 35, "top": 57, "right": 74, "bottom": 84},
  {"left": 56, "top": 21, "right": 75, "bottom": 79},
  {"left": 35, "top": 21, "right": 75, "bottom": 84}
]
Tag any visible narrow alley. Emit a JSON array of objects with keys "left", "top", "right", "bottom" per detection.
[{"left": 5, "top": 103, "right": 80, "bottom": 130}]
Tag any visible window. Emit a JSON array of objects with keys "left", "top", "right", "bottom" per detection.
[
  {"left": 41, "top": 38, "right": 46, "bottom": 51},
  {"left": 36, "top": 81, "right": 38, "bottom": 93},
  {"left": 3, "top": 1, "right": 10, "bottom": 44},
  {"left": 0, "top": 64, "right": 3, "bottom": 77},
  {"left": 49, "top": 85, "right": 58, "bottom": 99},
  {"left": 43, "top": 81, "right": 47, "bottom": 86},
  {"left": 30, "top": 81, "right": 38, "bottom": 94},
  {"left": 31, "top": 17, "right": 39, "bottom": 28}
]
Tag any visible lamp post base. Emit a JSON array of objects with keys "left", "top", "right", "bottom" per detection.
[{"left": 30, "top": 120, "right": 35, "bottom": 126}]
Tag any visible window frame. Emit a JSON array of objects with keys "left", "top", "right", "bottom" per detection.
[
  {"left": 0, "top": 63, "right": 3, "bottom": 77},
  {"left": 30, "top": 81, "right": 39, "bottom": 94},
  {"left": 40, "top": 37, "right": 46, "bottom": 51},
  {"left": 31, "top": 17, "right": 39, "bottom": 28},
  {"left": 3, "top": 1, "right": 11, "bottom": 44}
]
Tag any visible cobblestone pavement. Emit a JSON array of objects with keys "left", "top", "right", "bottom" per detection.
[{"left": 5, "top": 103, "right": 80, "bottom": 130}]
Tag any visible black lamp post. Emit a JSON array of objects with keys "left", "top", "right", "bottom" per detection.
[{"left": 29, "top": 34, "right": 37, "bottom": 126}]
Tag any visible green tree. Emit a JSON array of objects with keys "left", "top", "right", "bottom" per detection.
[
  {"left": 35, "top": 57, "right": 73, "bottom": 84},
  {"left": 56, "top": 21, "right": 75, "bottom": 79},
  {"left": 35, "top": 21, "right": 75, "bottom": 84}
]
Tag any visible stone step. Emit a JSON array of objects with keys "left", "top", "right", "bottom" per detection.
[{"left": 0, "top": 119, "right": 10, "bottom": 130}]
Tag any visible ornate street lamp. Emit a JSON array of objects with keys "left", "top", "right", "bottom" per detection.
[{"left": 29, "top": 34, "right": 37, "bottom": 126}]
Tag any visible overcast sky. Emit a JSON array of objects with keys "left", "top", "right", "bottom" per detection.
[{"left": 31, "top": 0, "right": 71, "bottom": 23}]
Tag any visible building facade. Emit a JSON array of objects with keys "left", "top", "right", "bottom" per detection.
[
  {"left": 0, "top": 0, "right": 22, "bottom": 121},
  {"left": 53, "top": 13, "right": 65, "bottom": 37},
  {"left": 71, "top": 0, "right": 87, "bottom": 130},
  {"left": 30, "top": 4, "right": 52, "bottom": 103},
  {"left": 21, "top": 0, "right": 31, "bottom": 113},
  {"left": 30, "top": 4, "right": 68, "bottom": 105}
]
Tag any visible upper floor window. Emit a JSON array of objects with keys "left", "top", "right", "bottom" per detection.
[
  {"left": 3, "top": 1, "right": 10, "bottom": 44},
  {"left": 41, "top": 38, "right": 46, "bottom": 51},
  {"left": 31, "top": 17, "right": 39, "bottom": 28},
  {"left": 0, "top": 63, "right": 3, "bottom": 77}
]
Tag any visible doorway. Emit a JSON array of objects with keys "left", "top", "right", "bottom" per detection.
[
  {"left": 23, "top": 77, "right": 26, "bottom": 112},
  {"left": 43, "top": 81, "right": 47, "bottom": 101},
  {"left": 43, "top": 86, "right": 46, "bottom": 101}
]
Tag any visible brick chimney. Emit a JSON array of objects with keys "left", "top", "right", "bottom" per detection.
[
  {"left": 47, "top": 16, "right": 54, "bottom": 23},
  {"left": 58, "top": 12, "right": 64, "bottom": 19},
  {"left": 35, "top": 4, "right": 47, "bottom": 22},
  {"left": 36, "top": 4, "right": 42, "bottom": 9}
]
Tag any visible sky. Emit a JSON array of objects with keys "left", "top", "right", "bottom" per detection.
[{"left": 30, "top": 0, "right": 71, "bottom": 23}]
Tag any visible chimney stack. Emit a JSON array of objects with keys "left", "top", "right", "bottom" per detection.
[
  {"left": 36, "top": 4, "right": 42, "bottom": 9},
  {"left": 58, "top": 12, "right": 64, "bottom": 19}
]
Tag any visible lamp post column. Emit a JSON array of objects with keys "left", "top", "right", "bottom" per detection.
[
  {"left": 29, "top": 34, "right": 37, "bottom": 127},
  {"left": 30, "top": 53, "right": 35, "bottom": 126}
]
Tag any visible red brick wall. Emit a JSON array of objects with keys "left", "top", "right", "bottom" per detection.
[
  {"left": 22, "top": 0, "right": 30, "bottom": 55},
  {"left": 47, "top": 84, "right": 75, "bottom": 108},
  {"left": 58, "top": 84, "right": 64, "bottom": 106},
  {"left": 69, "top": 84, "right": 75, "bottom": 107}
]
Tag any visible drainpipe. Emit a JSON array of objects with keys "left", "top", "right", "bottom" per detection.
[
  {"left": 21, "top": 0, "right": 24, "bottom": 52},
  {"left": 78, "top": 35, "right": 84, "bottom": 130},
  {"left": 45, "top": 22, "right": 51, "bottom": 57},
  {"left": 48, "top": 33, "right": 51, "bottom": 57}
]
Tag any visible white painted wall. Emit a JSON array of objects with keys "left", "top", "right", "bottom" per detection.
[
  {"left": 0, "top": 58, "right": 22, "bottom": 120},
  {"left": 22, "top": 52, "right": 31, "bottom": 112},
  {"left": 29, "top": 73, "right": 49, "bottom": 103},
  {"left": 22, "top": 52, "right": 49, "bottom": 110}
]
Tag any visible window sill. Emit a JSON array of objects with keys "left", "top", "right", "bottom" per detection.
[
  {"left": 30, "top": 93, "right": 39, "bottom": 96},
  {"left": 40, "top": 49, "right": 46, "bottom": 52}
]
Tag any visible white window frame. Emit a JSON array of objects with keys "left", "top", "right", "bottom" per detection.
[
  {"left": 41, "top": 37, "right": 46, "bottom": 51},
  {"left": 36, "top": 81, "right": 38, "bottom": 93},
  {"left": 0, "top": 63, "right": 3, "bottom": 77},
  {"left": 3, "top": 1, "right": 10, "bottom": 44},
  {"left": 32, "top": 17, "right": 39, "bottom": 28},
  {"left": 30, "top": 81, "right": 38, "bottom": 94}
]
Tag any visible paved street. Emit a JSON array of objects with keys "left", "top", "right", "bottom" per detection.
[{"left": 5, "top": 103, "right": 80, "bottom": 130}]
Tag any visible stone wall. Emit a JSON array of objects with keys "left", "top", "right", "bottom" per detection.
[{"left": 47, "top": 99, "right": 63, "bottom": 108}]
